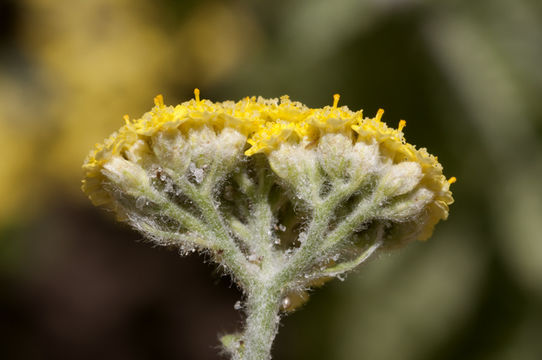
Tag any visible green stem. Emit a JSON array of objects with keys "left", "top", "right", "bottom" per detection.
[
  {"left": 279, "top": 176, "right": 373, "bottom": 283},
  {"left": 320, "top": 195, "right": 380, "bottom": 253},
  {"left": 182, "top": 181, "right": 254, "bottom": 287},
  {"left": 240, "top": 283, "right": 282, "bottom": 360},
  {"left": 279, "top": 206, "right": 331, "bottom": 282}
]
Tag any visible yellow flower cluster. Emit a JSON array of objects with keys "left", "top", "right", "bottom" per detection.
[{"left": 82, "top": 90, "right": 454, "bottom": 239}]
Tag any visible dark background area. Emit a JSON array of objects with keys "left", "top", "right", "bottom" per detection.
[{"left": 1, "top": 0, "right": 542, "bottom": 359}]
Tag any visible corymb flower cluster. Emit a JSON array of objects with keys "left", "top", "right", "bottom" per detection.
[{"left": 82, "top": 90, "right": 454, "bottom": 360}]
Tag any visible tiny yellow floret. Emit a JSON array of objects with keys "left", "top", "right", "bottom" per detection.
[
  {"left": 333, "top": 94, "right": 340, "bottom": 109},
  {"left": 448, "top": 177, "right": 457, "bottom": 184},
  {"left": 154, "top": 94, "right": 164, "bottom": 107},
  {"left": 398, "top": 119, "right": 406, "bottom": 132},
  {"left": 375, "top": 108, "right": 384, "bottom": 122}
]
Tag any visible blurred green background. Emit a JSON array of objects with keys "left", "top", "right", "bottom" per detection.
[{"left": 1, "top": 0, "right": 542, "bottom": 359}]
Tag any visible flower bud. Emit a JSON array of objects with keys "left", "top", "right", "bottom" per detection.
[
  {"left": 349, "top": 140, "right": 381, "bottom": 178},
  {"left": 378, "top": 161, "right": 422, "bottom": 197},
  {"left": 317, "top": 133, "right": 352, "bottom": 180},
  {"left": 151, "top": 129, "right": 191, "bottom": 173},
  {"left": 188, "top": 126, "right": 245, "bottom": 169},
  {"left": 268, "top": 143, "right": 321, "bottom": 200},
  {"left": 102, "top": 156, "right": 151, "bottom": 197},
  {"left": 215, "top": 127, "right": 246, "bottom": 164},
  {"left": 379, "top": 187, "right": 434, "bottom": 221},
  {"left": 188, "top": 125, "right": 218, "bottom": 168}
]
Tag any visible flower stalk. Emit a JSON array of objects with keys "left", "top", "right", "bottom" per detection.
[{"left": 82, "top": 90, "right": 454, "bottom": 360}]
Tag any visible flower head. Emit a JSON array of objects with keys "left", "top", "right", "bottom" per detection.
[{"left": 83, "top": 90, "right": 453, "bottom": 242}]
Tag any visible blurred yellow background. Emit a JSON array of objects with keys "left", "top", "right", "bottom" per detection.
[{"left": 1, "top": 0, "right": 541, "bottom": 359}]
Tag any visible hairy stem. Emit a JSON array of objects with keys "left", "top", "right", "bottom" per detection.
[
  {"left": 239, "top": 283, "right": 282, "bottom": 360},
  {"left": 175, "top": 179, "right": 255, "bottom": 287}
]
